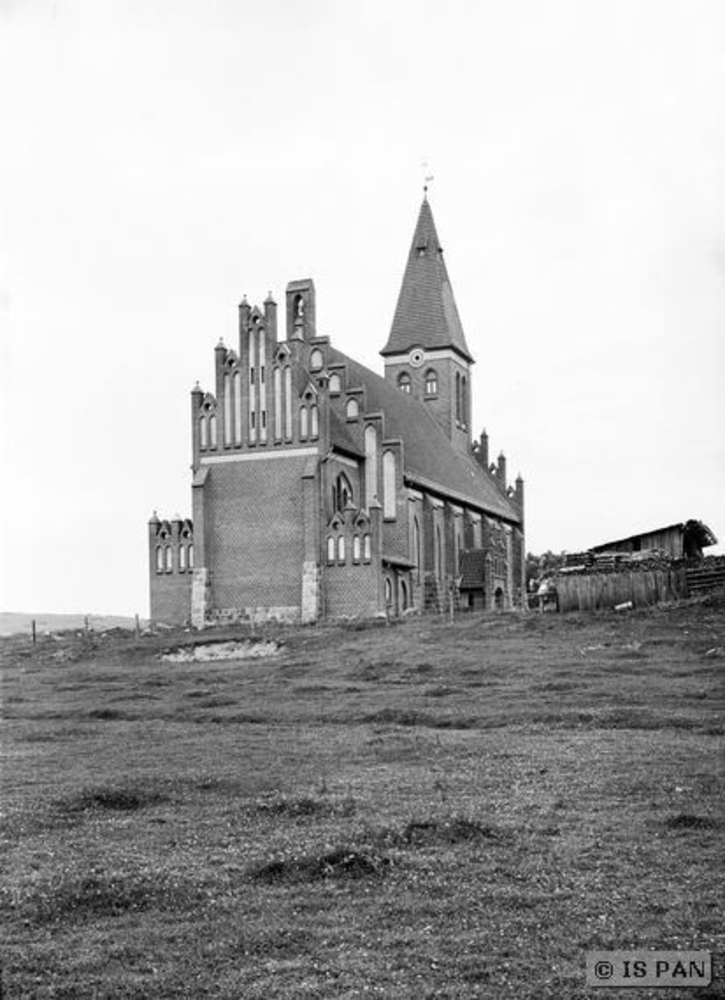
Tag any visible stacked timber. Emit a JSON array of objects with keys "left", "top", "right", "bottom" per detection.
[{"left": 685, "top": 556, "right": 725, "bottom": 595}]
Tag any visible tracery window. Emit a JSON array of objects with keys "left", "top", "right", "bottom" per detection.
[
  {"left": 333, "top": 472, "right": 354, "bottom": 513},
  {"left": 425, "top": 369, "right": 438, "bottom": 395},
  {"left": 398, "top": 372, "right": 411, "bottom": 394}
]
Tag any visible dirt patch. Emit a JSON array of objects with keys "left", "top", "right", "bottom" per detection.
[{"left": 161, "top": 640, "right": 280, "bottom": 663}]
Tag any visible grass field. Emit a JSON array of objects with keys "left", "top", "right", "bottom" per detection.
[{"left": 1, "top": 600, "right": 723, "bottom": 998}]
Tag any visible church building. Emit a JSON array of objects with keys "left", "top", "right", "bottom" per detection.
[{"left": 148, "top": 196, "right": 525, "bottom": 626}]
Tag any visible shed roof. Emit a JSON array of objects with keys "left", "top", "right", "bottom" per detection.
[{"left": 590, "top": 520, "right": 717, "bottom": 552}]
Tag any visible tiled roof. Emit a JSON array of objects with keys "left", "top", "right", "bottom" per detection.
[
  {"left": 459, "top": 549, "right": 487, "bottom": 589},
  {"left": 381, "top": 197, "right": 473, "bottom": 362},
  {"left": 327, "top": 347, "right": 521, "bottom": 524}
]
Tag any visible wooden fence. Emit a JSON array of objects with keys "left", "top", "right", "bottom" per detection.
[{"left": 554, "top": 566, "right": 689, "bottom": 613}]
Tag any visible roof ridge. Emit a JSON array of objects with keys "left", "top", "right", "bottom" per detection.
[{"left": 326, "top": 345, "right": 521, "bottom": 524}]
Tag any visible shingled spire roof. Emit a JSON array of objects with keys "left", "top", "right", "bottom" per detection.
[{"left": 381, "top": 196, "right": 473, "bottom": 362}]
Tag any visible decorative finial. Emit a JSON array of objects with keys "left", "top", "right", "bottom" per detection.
[{"left": 422, "top": 158, "right": 434, "bottom": 197}]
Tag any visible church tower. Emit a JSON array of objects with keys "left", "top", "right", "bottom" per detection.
[{"left": 381, "top": 194, "right": 474, "bottom": 454}]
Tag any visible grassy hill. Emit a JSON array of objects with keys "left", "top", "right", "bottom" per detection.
[{"left": 1, "top": 602, "right": 723, "bottom": 997}]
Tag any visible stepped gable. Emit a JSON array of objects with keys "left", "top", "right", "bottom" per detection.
[
  {"left": 381, "top": 196, "right": 473, "bottom": 362},
  {"left": 327, "top": 346, "right": 520, "bottom": 523}
]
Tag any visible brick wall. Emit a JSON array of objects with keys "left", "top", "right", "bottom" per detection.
[
  {"left": 150, "top": 572, "right": 193, "bottom": 625},
  {"left": 149, "top": 518, "right": 194, "bottom": 624},
  {"left": 323, "top": 563, "right": 380, "bottom": 618},
  {"left": 383, "top": 355, "right": 471, "bottom": 454},
  {"left": 203, "top": 454, "right": 316, "bottom": 612}
]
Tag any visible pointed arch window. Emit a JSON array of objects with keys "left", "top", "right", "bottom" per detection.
[
  {"left": 455, "top": 372, "right": 461, "bottom": 423},
  {"left": 233, "top": 371, "right": 242, "bottom": 444},
  {"left": 310, "top": 348, "right": 323, "bottom": 371},
  {"left": 329, "top": 373, "right": 341, "bottom": 394},
  {"left": 248, "top": 330, "right": 257, "bottom": 442},
  {"left": 284, "top": 367, "right": 293, "bottom": 439},
  {"left": 398, "top": 372, "right": 411, "bottom": 394},
  {"left": 293, "top": 294, "right": 305, "bottom": 338},
  {"left": 273, "top": 367, "right": 282, "bottom": 439},
  {"left": 224, "top": 374, "right": 232, "bottom": 446},
  {"left": 363, "top": 534, "right": 372, "bottom": 561},
  {"left": 333, "top": 472, "right": 354, "bottom": 513},
  {"left": 310, "top": 404, "right": 319, "bottom": 439},
  {"left": 165, "top": 546, "right": 173, "bottom": 573},
  {"left": 179, "top": 545, "right": 187, "bottom": 571},
  {"left": 461, "top": 375, "right": 468, "bottom": 428},
  {"left": 155, "top": 546, "right": 164, "bottom": 573},
  {"left": 383, "top": 450, "right": 396, "bottom": 519},
  {"left": 413, "top": 517, "right": 422, "bottom": 579},
  {"left": 346, "top": 398, "right": 359, "bottom": 420},
  {"left": 248, "top": 329, "right": 256, "bottom": 386},
  {"left": 337, "top": 536, "right": 346, "bottom": 563},
  {"left": 199, "top": 415, "right": 208, "bottom": 449},
  {"left": 364, "top": 425, "right": 378, "bottom": 507},
  {"left": 259, "top": 335, "right": 267, "bottom": 442},
  {"left": 188, "top": 544, "right": 194, "bottom": 569},
  {"left": 353, "top": 535, "right": 361, "bottom": 563},
  {"left": 209, "top": 415, "right": 218, "bottom": 448},
  {"left": 425, "top": 369, "right": 438, "bottom": 396},
  {"left": 299, "top": 406, "right": 308, "bottom": 439},
  {"left": 326, "top": 537, "right": 336, "bottom": 564}
]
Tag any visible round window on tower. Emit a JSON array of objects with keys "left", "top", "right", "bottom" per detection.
[{"left": 408, "top": 349, "right": 425, "bottom": 368}]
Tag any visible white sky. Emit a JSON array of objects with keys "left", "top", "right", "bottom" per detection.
[{"left": 1, "top": 0, "right": 723, "bottom": 615}]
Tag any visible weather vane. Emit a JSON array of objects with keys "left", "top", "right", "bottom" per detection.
[{"left": 422, "top": 159, "right": 434, "bottom": 195}]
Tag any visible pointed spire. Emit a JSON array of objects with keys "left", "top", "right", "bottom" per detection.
[{"left": 382, "top": 198, "right": 473, "bottom": 362}]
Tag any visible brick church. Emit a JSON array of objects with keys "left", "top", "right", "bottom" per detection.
[{"left": 148, "top": 196, "right": 525, "bottom": 626}]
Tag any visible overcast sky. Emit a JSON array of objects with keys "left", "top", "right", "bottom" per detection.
[{"left": 2, "top": 0, "right": 724, "bottom": 616}]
